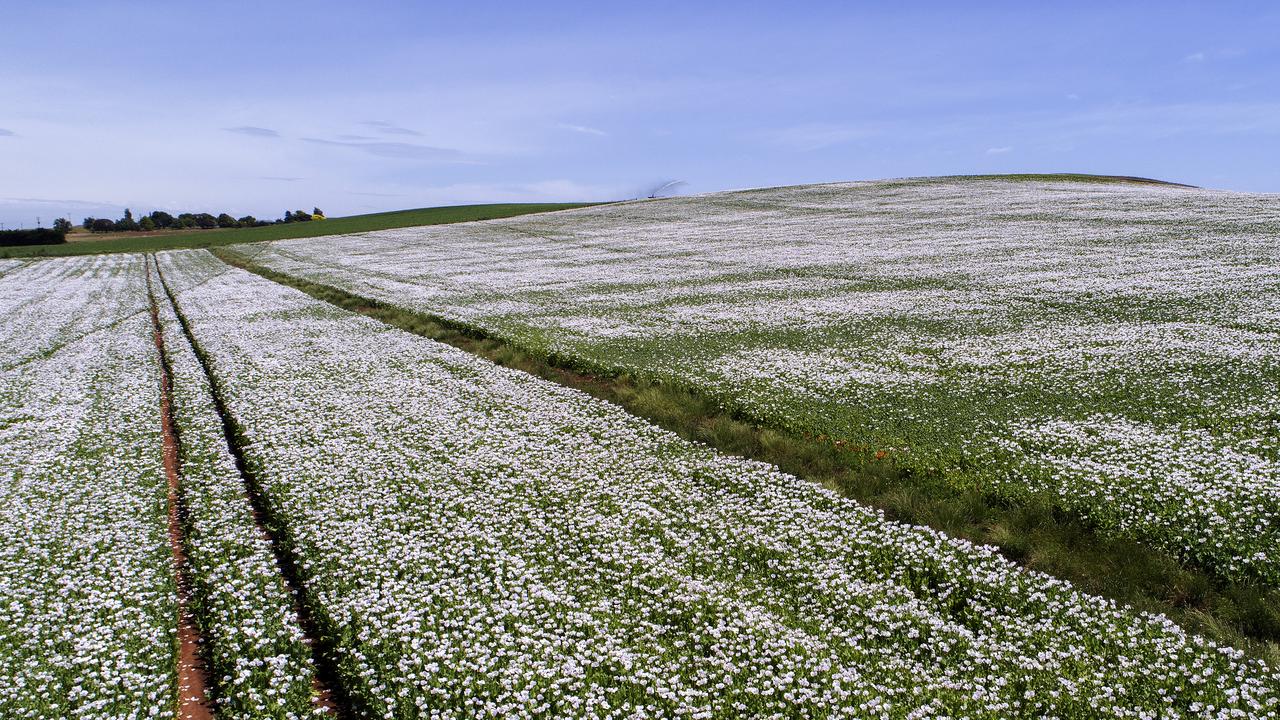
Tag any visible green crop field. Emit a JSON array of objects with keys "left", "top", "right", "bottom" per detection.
[{"left": 0, "top": 203, "right": 600, "bottom": 259}]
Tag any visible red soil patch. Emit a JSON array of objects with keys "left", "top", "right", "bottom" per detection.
[{"left": 151, "top": 293, "right": 216, "bottom": 720}]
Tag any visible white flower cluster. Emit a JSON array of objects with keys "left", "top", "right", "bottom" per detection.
[
  {"left": 227, "top": 177, "right": 1280, "bottom": 581},
  {"left": 975, "top": 413, "right": 1280, "bottom": 579},
  {"left": 0, "top": 258, "right": 26, "bottom": 279},
  {"left": 159, "top": 249, "right": 1279, "bottom": 718},
  {"left": 0, "top": 256, "right": 176, "bottom": 719},
  {"left": 150, "top": 258, "right": 319, "bottom": 718}
]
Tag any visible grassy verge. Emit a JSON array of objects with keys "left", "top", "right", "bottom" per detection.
[
  {"left": 214, "top": 248, "right": 1279, "bottom": 665},
  {"left": 873, "top": 173, "right": 1197, "bottom": 189},
  {"left": 1, "top": 203, "right": 602, "bottom": 258},
  {"left": 974, "top": 173, "right": 1195, "bottom": 186}
]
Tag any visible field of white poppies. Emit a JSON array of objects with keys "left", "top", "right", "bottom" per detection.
[
  {"left": 150, "top": 248, "right": 1278, "bottom": 718},
  {"left": 1, "top": 176, "right": 1278, "bottom": 718},
  {"left": 0, "top": 256, "right": 176, "bottom": 718},
  {"left": 225, "top": 176, "right": 1280, "bottom": 585},
  {"left": 0, "top": 255, "right": 320, "bottom": 719}
]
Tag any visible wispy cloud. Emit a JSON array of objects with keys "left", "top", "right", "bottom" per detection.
[
  {"left": 302, "top": 137, "right": 464, "bottom": 161},
  {"left": 224, "top": 125, "right": 281, "bottom": 138},
  {"left": 258, "top": 176, "right": 303, "bottom": 182},
  {"left": 763, "top": 123, "right": 873, "bottom": 151},
  {"left": 557, "top": 123, "right": 607, "bottom": 137},
  {"left": 986, "top": 146, "right": 1013, "bottom": 154},
  {"left": 348, "top": 190, "right": 407, "bottom": 197},
  {"left": 1046, "top": 101, "right": 1280, "bottom": 139},
  {"left": 375, "top": 179, "right": 614, "bottom": 204},
  {"left": 1, "top": 196, "right": 116, "bottom": 207},
  {"left": 359, "top": 120, "right": 423, "bottom": 137},
  {"left": 337, "top": 134, "right": 377, "bottom": 141},
  {"left": 0, "top": 128, "right": 15, "bottom": 137},
  {"left": 1184, "top": 51, "right": 1206, "bottom": 63}
]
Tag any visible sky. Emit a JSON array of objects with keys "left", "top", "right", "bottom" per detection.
[{"left": 1, "top": 1, "right": 1278, "bottom": 227}]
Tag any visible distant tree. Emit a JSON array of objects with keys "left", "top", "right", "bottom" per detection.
[
  {"left": 178, "top": 213, "right": 197, "bottom": 229},
  {"left": 283, "top": 210, "right": 295, "bottom": 223},
  {"left": 107, "top": 208, "right": 137, "bottom": 231},
  {"left": 82, "top": 217, "right": 95, "bottom": 230},
  {"left": 139, "top": 216, "right": 156, "bottom": 231},
  {"left": 52, "top": 218, "right": 73, "bottom": 234},
  {"left": 216, "top": 213, "right": 239, "bottom": 228},
  {"left": 237, "top": 215, "right": 258, "bottom": 227},
  {"left": 150, "top": 211, "right": 175, "bottom": 228},
  {"left": 0, "top": 228, "right": 68, "bottom": 247},
  {"left": 91, "top": 218, "right": 115, "bottom": 233},
  {"left": 292, "top": 209, "right": 311, "bottom": 222},
  {"left": 192, "top": 213, "right": 218, "bottom": 229},
  {"left": 312, "top": 207, "right": 325, "bottom": 218}
]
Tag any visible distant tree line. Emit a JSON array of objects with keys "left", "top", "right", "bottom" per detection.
[
  {"left": 0, "top": 228, "right": 68, "bottom": 247},
  {"left": 80, "top": 207, "right": 326, "bottom": 233}
]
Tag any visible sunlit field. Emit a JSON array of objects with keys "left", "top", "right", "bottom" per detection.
[
  {"left": 3, "top": 177, "right": 1278, "bottom": 717},
  {"left": 229, "top": 176, "right": 1280, "bottom": 585}
]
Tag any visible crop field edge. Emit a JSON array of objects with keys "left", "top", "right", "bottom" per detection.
[
  {"left": 0, "top": 173, "right": 1204, "bottom": 261},
  {"left": 884, "top": 172, "right": 1198, "bottom": 187},
  {"left": 0, "top": 202, "right": 604, "bottom": 259},
  {"left": 211, "top": 247, "right": 1280, "bottom": 664}
]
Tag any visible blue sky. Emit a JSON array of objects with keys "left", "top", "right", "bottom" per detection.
[{"left": 1, "top": 1, "right": 1277, "bottom": 227}]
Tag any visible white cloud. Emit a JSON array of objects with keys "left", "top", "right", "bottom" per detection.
[
  {"left": 0, "top": 196, "right": 125, "bottom": 228},
  {"left": 556, "top": 123, "right": 607, "bottom": 136},
  {"left": 1048, "top": 101, "right": 1280, "bottom": 138},
  {"left": 1184, "top": 51, "right": 1206, "bottom": 63},
  {"left": 224, "top": 126, "right": 280, "bottom": 138},
  {"left": 302, "top": 137, "right": 466, "bottom": 161},
  {"left": 341, "top": 179, "right": 620, "bottom": 212},
  {"left": 986, "top": 146, "right": 1012, "bottom": 154},
  {"left": 359, "top": 120, "right": 423, "bottom": 137}
]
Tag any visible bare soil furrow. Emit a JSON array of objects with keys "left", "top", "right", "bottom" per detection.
[
  {"left": 146, "top": 268, "right": 215, "bottom": 720},
  {"left": 152, "top": 259, "right": 348, "bottom": 718}
]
